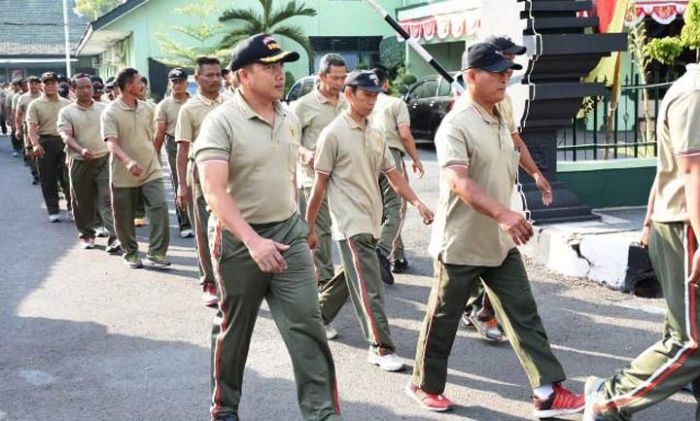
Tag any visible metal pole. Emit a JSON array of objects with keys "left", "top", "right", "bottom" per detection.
[
  {"left": 364, "top": 0, "right": 464, "bottom": 94},
  {"left": 62, "top": 0, "right": 72, "bottom": 77}
]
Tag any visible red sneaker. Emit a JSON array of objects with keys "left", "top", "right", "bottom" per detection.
[
  {"left": 405, "top": 383, "right": 452, "bottom": 412},
  {"left": 202, "top": 282, "right": 218, "bottom": 308},
  {"left": 533, "top": 383, "right": 585, "bottom": 418}
]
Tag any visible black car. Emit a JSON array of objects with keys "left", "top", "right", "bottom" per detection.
[{"left": 404, "top": 72, "right": 464, "bottom": 141}]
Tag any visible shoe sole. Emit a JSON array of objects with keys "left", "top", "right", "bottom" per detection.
[
  {"left": 404, "top": 384, "right": 452, "bottom": 412},
  {"left": 125, "top": 262, "right": 143, "bottom": 269},
  {"left": 367, "top": 354, "right": 404, "bottom": 372},
  {"left": 146, "top": 262, "right": 171, "bottom": 270},
  {"left": 534, "top": 406, "right": 585, "bottom": 418}
]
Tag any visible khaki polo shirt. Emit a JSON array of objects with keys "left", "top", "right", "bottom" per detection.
[
  {"left": 155, "top": 94, "right": 189, "bottom": 136},
  {"left": 101, "top": 98, "right": 161, "bottom": 188},
  {"left": 11, "top": 91, "right": 24, "bottom": 111},
  {"left": 498, "top": 94, "right": 517, "bottom": 134},
  {"left": 653, "top": 64, "right": 700, "bottom": 223},
  {"left": 25, "top": 95, "right": 71, "bottom": 136},
  {"left": 175, "top": 92, "right": 224, "bottom": 159},
  {"left": 193, "top": 90, "right": 300, "bottom": 224},
  {"left": 5, "top": 92, "right": 14, "bottom": 112},
  {"left": 58, "top": 100, "right": 109, "bottom": 160},
  {"left": 16, "top": 92, "right": 41, "bottom": 118},
  {"left": 428, "top": 97, "right": 520, "bottom": 267},
  {"left": 315, "top": 111, "right": 396, "bottom": 240},
  {"left": 371, "top": 92, "right": 411, "bottom": 152},
  {"left": 290, "top": 88, "right": 347, "bottom": 188}
]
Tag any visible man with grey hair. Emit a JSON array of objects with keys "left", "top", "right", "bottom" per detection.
[{"left": 291, "top": 53, "right": 348, "bottom": 292}]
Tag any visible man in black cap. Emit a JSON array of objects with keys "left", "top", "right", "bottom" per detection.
[
  {"left": 91, "top": 76, "right": 105, "bottom": 102},
  {"left": 193, "top": 34, "right": 341, "bottom": 421},
  {"left": 104, "top": 77, "right": 118, "bottom": 102},
  {"left": 461, "top": 35, "right": 554, "bottom": 343},
  {"left": 155, "top": 67, "right": 193, "bottom": 238},
  {"left": 26, "top": 72, "right": 72, "bottom": 222},
  {"left": 306, "top": 69, "right": 434, "bottom": 372},
  {"left": 407, "top": 42, "right": 583, "bottom": 417},
  {"left": 15, "top": 75, "right": 42, "bottom": 184}
]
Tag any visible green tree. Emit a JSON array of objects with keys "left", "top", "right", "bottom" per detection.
[
  {"left": 75, "top": 0, "right": 123, "bottom": 21},
  {"left": 157, "top": 0, "right": 229, "bottom": 67},
  {"left": 681, "top": 0, "right": 700, "bottom": 61},
  {"left": 219, "top": 0, "right": 316, "bottom": 61},
  {"left": 645, "top": 37, "right": 684, "bottom": 65}
]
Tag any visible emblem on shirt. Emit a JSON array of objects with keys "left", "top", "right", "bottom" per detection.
[{"left": 288, "top": 124, "right": 298, "bottom": 140}]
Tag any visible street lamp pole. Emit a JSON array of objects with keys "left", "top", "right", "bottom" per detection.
[{"left": 62, "top": 0, "right": 72, "bottom": 77}]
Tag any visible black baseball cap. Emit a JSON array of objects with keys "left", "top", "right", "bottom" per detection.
[
  {"left": 93, "top": 81, "right": 105, "bottom": 92},
  {"left": 344, "top": 70, "right": 382, "bottom": 93},
  {"left": 90, "top": 75, "right": 103, "bottom": 84},
  {"left": 168, "top": 67, "right": 187, "bottom": 81},
  {"left": 27, "top": 75, "right": 40, "bottom": 83},
  {"left": 484, "top": 35, "right": 527, "bottom": 55},
  {"left": 227, "top": 33, "right": 300, "bottom": 72},
  {"left": 41, "top": 72, "right": 59, "bottom": 82},
  {"left": 462, "top": 43, "right": 523, "bottom": 72}
]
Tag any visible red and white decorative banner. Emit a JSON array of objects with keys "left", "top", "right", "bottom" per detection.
[
  {"left": 625, "top": 0, "right": 687, "bottom": 25},
  {"left": 398, "top": 10, "right": 481, "bottom": 42}
]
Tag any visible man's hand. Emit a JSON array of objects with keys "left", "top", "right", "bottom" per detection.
[
  {"left": 640, "top": 223, "right": 652, "bottom": 248},
  {"left": 246, "top": 235, "right": 290, "bottom": 273},
  {"left": 301, "top": 149, "right": 315, "bottom": 168},
  {"left": 497, "top": 209, "right": 534, "bottom": 245},
  {"left": 81, "top": 148, "right": 96, "bottom": 160},
  {"left": 32, "top": 144, "right": 45, "bottom": 159},
  {"left": 416, "top": 202, "right": 434, "bottom": 225},
  {"left": 307, "top": 228, "right": 318, "bottom": 251},
  {"left": 412, "top": 159, "right": 425, "bottom": 178},
  {"left": 534, "top": 173, "right": 553, "bottom": 207},
  {"left": 689, "top": 248, "right": 700, "bottom": 285},
  {"left": 176, "top": 183, "right": 189, "bottom": 209},
  {"left": 126, "top": 159, "right": 145, "bottom": 177}
]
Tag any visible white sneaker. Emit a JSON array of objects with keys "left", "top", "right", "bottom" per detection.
[
  {"left": 179, "top": 228, "right": 194, "bottom": 238},
  {"left": 367, "top": 351, "right": 404, "bottom": 372},
  {"left": 95, "top": 226, "right": 108, "bottom": 238},
  {"left": 48, "top": 214, "right": 60, "bottom": 223},
  {"left": 324, "top": 324, "right": 338, "bottom": 340},
  {"left": 81, "top": 238, "right": 95, "bottom": 249},
  {"left": 66, "top": 210, "right": 74, "bottom": 222}
]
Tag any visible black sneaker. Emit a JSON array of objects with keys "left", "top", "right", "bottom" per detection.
[
  {"left": 376, "top": 250, "right": 394, "bottom": 285},
  {"left": 218, "top": 415, "right": 240, "bottom": 421},
  {"left": 391, "top": 258, "right": 408, "bottom": 273}
]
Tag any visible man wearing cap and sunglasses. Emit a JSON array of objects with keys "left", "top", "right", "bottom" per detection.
[
  {"left": 26, "top": 72, "right": 72, "bottom": 222},
  {"left": 15, "top": 76, "right": 42, "bottom": 185},
  {"left": 306, "top": 70, "right": 434, "bottom": 372},
  {"left": 461, "top": 36, "right": 554, "bottom": 343},
  {"left": 194, "top": 34, "right": 341, "bottom": 421},
  {"left": 406, "top": 42, "right": 583, "bottom": 417},
  {"left": 155, "top": 67, "right": 193, "bottom": 239}
]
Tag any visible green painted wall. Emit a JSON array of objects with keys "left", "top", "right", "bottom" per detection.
[
  {"left": 557, "top": 159, "right": 656, "bottom": 208},
  {"left": 97, "top": 0, "right": 405, "bottom": 80}
]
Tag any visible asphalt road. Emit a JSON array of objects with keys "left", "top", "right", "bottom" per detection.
[{"left": 0, "top": 136, "right": 694, "bottom": 420}]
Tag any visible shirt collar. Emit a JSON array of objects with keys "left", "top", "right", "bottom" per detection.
[
  {"left": 116, "top": 98, "right": 142, "bottom": 112},
  {"left": 341, "top": 109, "right": 367, "bottom": 130},
  {"left": 196, "top": 91, "right": 224, "bottom": 106},
  {"left": 75, "top": 99, "right": 96, "bottom": 110},
  {"left": 462, "top": 95, "right": 501, "bottom": 125},
  {"left": 233, "top": 89, "right": 285, "bottom": 124},
  {"left": 170, "top": 92, "right": 190, "bottom": 104}
]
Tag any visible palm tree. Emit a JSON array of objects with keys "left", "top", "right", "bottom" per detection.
[{"left": 219, "top": 0, "right": 317, "bottom": 61}]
